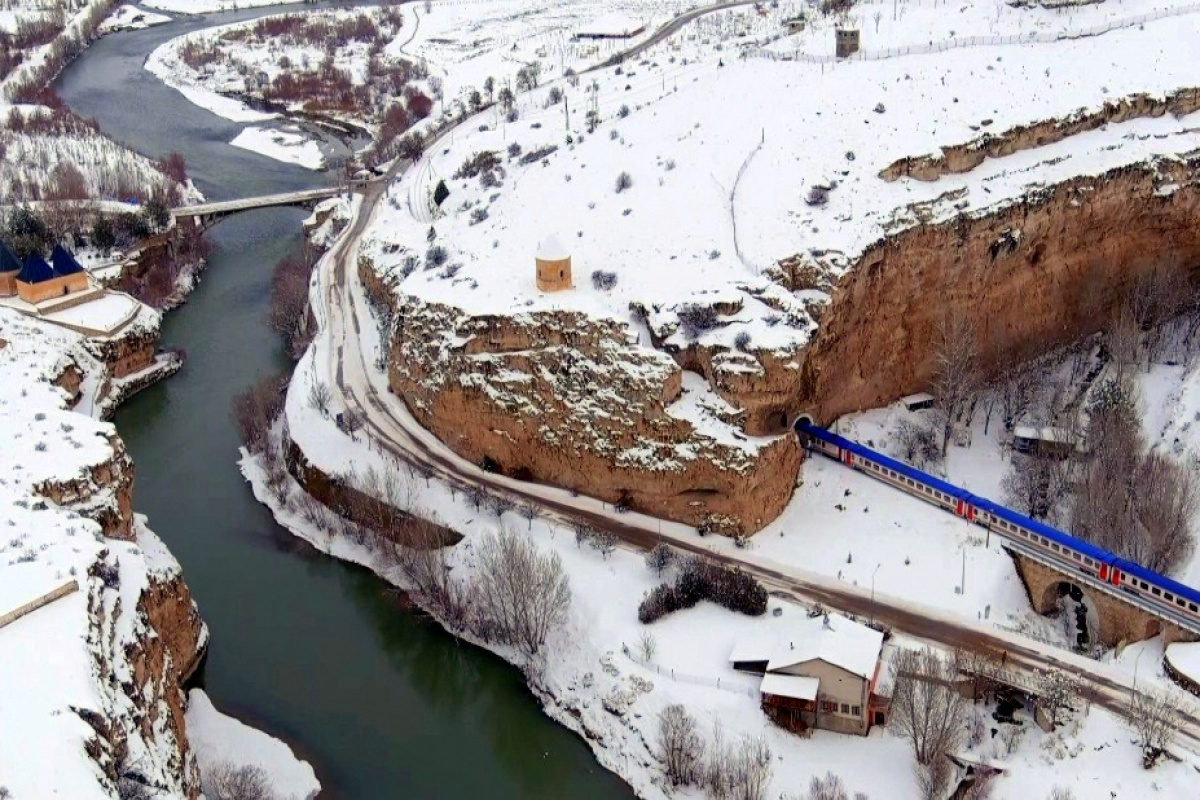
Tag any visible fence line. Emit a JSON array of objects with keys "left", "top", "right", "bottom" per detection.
[
  {"left": 744, "top": 2, "right": 1200, "bottom": 64},
  {"left": 624, "top": 650, "right": 762, "bottom": 699}
]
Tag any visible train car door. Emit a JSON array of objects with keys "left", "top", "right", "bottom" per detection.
[
  {"left": 841, "top": 449, "right": 854, "bottom": 467},
  {"left": 1110, "top": 567, "right": 1122, "bottom": 587},
  {"left": 955, "top": 500, "right": 975, "bottom": 521}
]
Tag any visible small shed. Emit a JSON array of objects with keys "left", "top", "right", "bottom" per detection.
[
  {"left": 1012, "top": 426, "right": 1076, "bottom": 458},
  {"left": 835, "top": 28, "right": 860, "bottom": 58},
  {"left": 783, "top": 15, "right": 807, "bottom": 32},
  {"left": 901, "top": 392, "right": 934, "bottom": 412},
  {"left": 535, "top": 235, "right": 572, "bottom": 292}
]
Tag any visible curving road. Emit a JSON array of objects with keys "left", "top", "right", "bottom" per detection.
[{"left": 301, "top": 0, "right": 1200, "bottom": 760}]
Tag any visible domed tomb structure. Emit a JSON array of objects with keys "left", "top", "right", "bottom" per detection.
[{"left": 535, "top": 234, "right": 572, "bottom": 292}]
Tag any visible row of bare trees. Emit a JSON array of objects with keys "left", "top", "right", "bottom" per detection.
[
  {"left": 656, "top": 707, "right": 774, "bottom": 800},
  {"left": 1070, "top": 380, "right": 1197, "bottom": 573}
]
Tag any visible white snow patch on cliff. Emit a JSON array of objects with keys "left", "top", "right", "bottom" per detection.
[{"left": 185, "top": 689, "right": 321, "bottom": 800}]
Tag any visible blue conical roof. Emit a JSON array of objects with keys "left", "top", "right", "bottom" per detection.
[
  {"left": 0, "top": 241, "right": 19, "bottom": 274},
  {"left": 51, "top": 244, "right": 84, "bottom": 277},
  {"left": 17, "top": 253, "right": 54, "bottom": 284}
]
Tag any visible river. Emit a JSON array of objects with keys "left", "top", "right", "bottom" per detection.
[{"left": 55, "top": 8, "right": 633, "bottom": 799}]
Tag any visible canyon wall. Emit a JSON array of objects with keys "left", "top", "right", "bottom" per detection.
[{"left": 793, "top": 156, "right": 1200, "bottom": 421}]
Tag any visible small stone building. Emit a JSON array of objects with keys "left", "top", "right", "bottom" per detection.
[
  {"left": 16, "top": 245, "right": 90, "bottom": 304},
  {"left": 535, "top": 235, "right": 572, "bottom": 292},
  {"left": 730, "top": 613, "right": 885, "bottom": 736},
  {"left": 835, "top": 28, "right": 860, "bottom": 58},
  {"left": 0, "top": 241, "right": 20, "bottom": 297}
]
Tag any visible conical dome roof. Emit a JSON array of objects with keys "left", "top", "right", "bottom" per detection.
[
  {"left": 537, "top": 234, "right": 569, "bottom": 261},
  {"left": 0, "top": 241, "right": 20, "bottom": 274},
  {"left": 18, "top": 253, "right": 53, "bottom": 284},
  {"left": 51, "top": 244, "right": 84, "bottom": 276}
]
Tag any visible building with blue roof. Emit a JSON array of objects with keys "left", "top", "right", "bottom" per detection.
[
  {"left": 0, "top": 241, "right": 21, "bottom": 297},
  {"left": 14, "top": 246, "right": 90, "bottom": 304}
]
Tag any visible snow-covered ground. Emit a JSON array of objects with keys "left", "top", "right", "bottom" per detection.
[
  {"left": 98, "top": 4, "right": 170, "bottom": 34},
  {"left": 230, "top": 123, "right": 325, "bottom": 170},
  {"left": 185, "top": 689, "right": 320, "bottom": 800}
]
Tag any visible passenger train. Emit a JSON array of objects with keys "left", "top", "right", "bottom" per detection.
[{"left": 794, "top": 419, "right": 1200, "bottom": 634}]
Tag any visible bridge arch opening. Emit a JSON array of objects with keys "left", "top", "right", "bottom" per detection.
[{"left": 1040, "top": 580, "right": 1100, "bottom": 653}]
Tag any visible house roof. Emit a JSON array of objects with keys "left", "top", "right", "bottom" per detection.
[
  {"left": 767, "top": 618, "right": 884, "bottom": 680},
  {"left": 536, "top": 234, "right": 569, "bottom": 261},
  {"left": 0, "top": 241, "right": 20, "bottom": 274},
  {"left": 17, "top": 253, "right": 54, "bottom": 284},
  {"left": 760, "top": 673, "right": 819, "bottom": 701},
  {"left": 50, "top": 245, "right": 84, "bottom": 277},
  {"left": 729, "top": 613, "right": 884, "bottom": 681}
]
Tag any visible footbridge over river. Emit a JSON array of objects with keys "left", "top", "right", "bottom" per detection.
[{"left": 173, "top": 186, "right": 349, "bottom": 227}]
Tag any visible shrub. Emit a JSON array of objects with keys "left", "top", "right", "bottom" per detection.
[
  {"left": 591, "top": 270, "right": 618, "bottom": 291},
  {"left": 90, "top": 216, "right": 116, "bottom": 251},
  {"left": 618, "top": 104, "right": 630, "bottom": 118},
  {"left": 546, "top": 86, "right": 563, "bottom": 105},
  {"left": 519, "top": 144, "right": 557, "bottom": 165},
  {"left": 426, "top": 245, "right": 449, "bottom": 269},
  {"left": 454, "top": 150, "right": 500, "bottom": 180},
  {"left": 805, "top": 185, "right": 830, "bottom": 206},
  {"left": 639, "top": 557, "right": 767, "bottom": 623},
  {"left": 677, "top": 304, "right": 720, "bottom": 339},
  {"left": 507, "top": 141, "right": 522, "bottom": 159},
  {"left": 734, "top": 331, "right": 752, "bottom": 351},
  {"left": 615, "top": 171, "right": 633, "bottom": 193},
  {"left": 646, "top": 543, "right": 676, "bottom": 576},
  {"left": 469, "top": 207, "right": 489, "bottom": 225}
]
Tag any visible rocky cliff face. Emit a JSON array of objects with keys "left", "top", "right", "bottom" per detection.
[
  {"left": 0, "top": 307, "right": 206, "bottom": 798},
  {"left": 361, "top": 259, "right": 801, "bottom": 534},
  {"left": 792, "top": 155, "right": 1200, "bottom": 420}
]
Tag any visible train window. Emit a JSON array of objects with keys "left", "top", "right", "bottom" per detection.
[
  {"left": 1072, "top": 553, "right": 1081, "bottom": 561},
  {"left": 1152, "top": 587, "right": 1162, "bottom": 596},
  {"left": 1190, "top": 603, "right": 1198, "bottom": 613},
  {"left": 1178, "top": 598, "right": 1187, "bottom": 607},
  {"left": 1165, "top": 593, "right": 1174, "bottom": 602}
]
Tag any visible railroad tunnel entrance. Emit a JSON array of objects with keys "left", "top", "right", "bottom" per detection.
[
  {"left": 1040, "top": 580, "right": 1100, "bottom": 653},
  {"left": 792, "top": 413, "right": 816, "bottom": 447}
]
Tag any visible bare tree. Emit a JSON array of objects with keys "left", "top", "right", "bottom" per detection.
[
  {"left": 646, "top": 542, "right": 676, "bottom": 576},
  {"left": 1127, "top": 687, "right": 1190, "bottom": 768},
  {"left": 1106, "top": 300, "right": 1141, "bottom": 383},
  {"left": 657, "top": 704, "right": 703, "bottom": 787},
  {"left": 204, "top": 763, "right": 275, "bottom": 800},
  {"left": 996, "top": 361, "right": 1041, "bottom": 433},
  {"left": 889, "top": 648, "right": 966, "bottom": 766},
  {"left": 914, "top": 757, "right": 953, "bottom": 800},
  {"left": 591, "top": 530, "right": 618, "bottom": 559},
  {"left": 517, "top": 502, "right": 538, "bottom": 529},
  {"left": 1034, "top": 668, "right": 1080, "bottom": 730},
  {"left": 807, "top": 772, "right": 849, "bottom": 800},
  {"left": 1002, "top": 454, "right": 1067, "bottom": 522},
  {"left": 386, "top": 518, "right": 469, "bottom": 629},
  {"left": 895, "top": 417, "right": 941, "bottom": 469},
  {"left": 308, "top": 379, "right": 332, "bottom": 416},
  {"left": 928, "top": 313, "right": 980, "bottom": 456},
  {"left": 473, "top": 526, "right": 571, "bottom": 657},
  {"left": 1047, "top": 788, "right": 1077, "bottom": 800},
  {"left": 727, "top": 734, "right": 773, "bottom": 800},
  {"left": 1073, "top": 380, "right": 1196, "bottom": 573}
]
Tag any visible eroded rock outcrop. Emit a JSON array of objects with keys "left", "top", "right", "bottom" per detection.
[{"left": 361, "top": 260, "right": 801, "bottom": 533}]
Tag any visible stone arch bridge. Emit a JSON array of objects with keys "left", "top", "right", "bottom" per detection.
[{"left": 1011, "top": 550, "right": 1196, "bottom": 648}]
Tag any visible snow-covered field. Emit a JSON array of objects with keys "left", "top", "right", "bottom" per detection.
[{"left": 98, "top": 4, "right": 170, "bottom": 34}]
